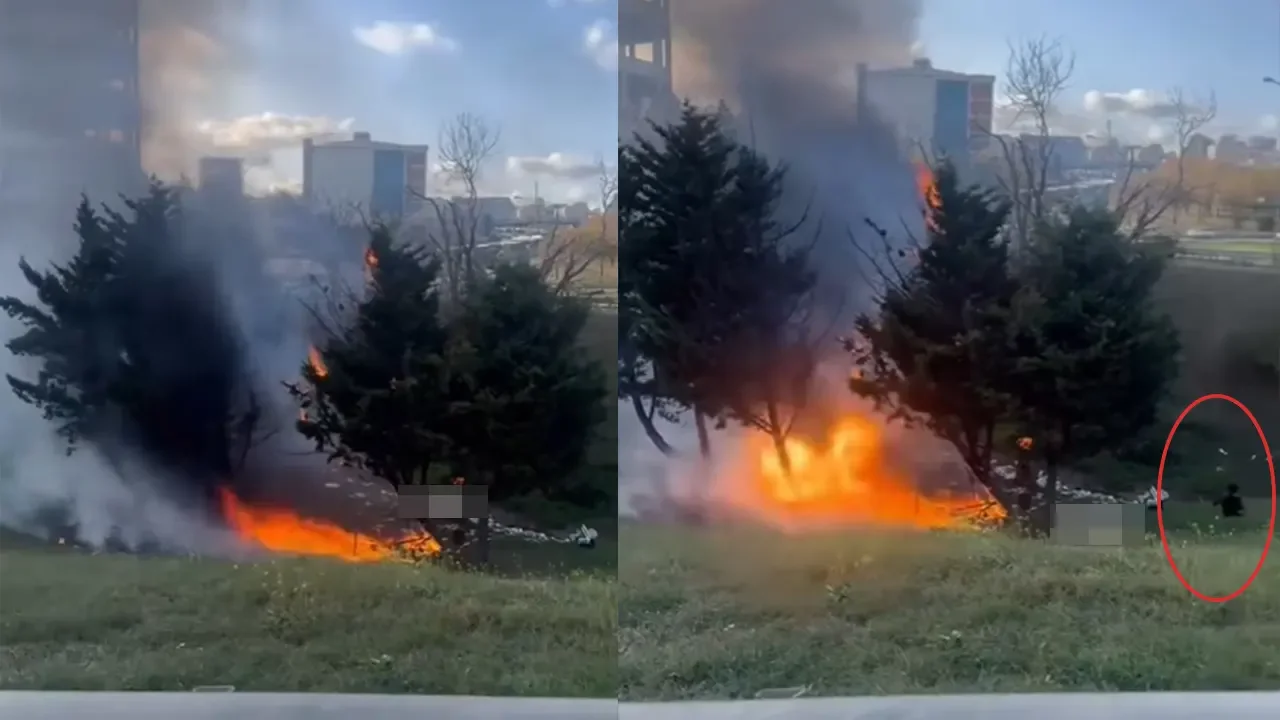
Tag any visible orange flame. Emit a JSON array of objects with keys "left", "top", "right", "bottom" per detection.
[
  {"left": 364, "top": 247, "right": 378, "bottom": 270},
  {"left": 218, "top": 488, "right": 441, "bottom": 562},
  {"left": 916, "top": 162, "right": 940, "bottom": 231},
  {"left": 307, "top": 346, "right": 328, "bottom": 379},
  {"left": 729, "top": 415, "right": 1005, "bottom": 531}
]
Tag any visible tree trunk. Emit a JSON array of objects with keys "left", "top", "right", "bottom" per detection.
[
  {"left": 765, "top": 401, "right": 793, "bottom": 477},
  {"left": 629, "top": 393, "right": 674, "bottom": 455},
  {"left": 471, "top": 515, "right": 491, "bottom": 567},
  {"left": 694, "top": 410, "right": 712, "bottom": 458},
  {"left": 1040, "top": 455, "right": 1059, "bottom": 538}
]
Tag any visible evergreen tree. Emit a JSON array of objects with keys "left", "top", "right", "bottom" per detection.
[
  {"left": 848, "top": 162, "right": 1021, "bottom": 508},
  {"left": 289, "top": 226, "right": 460, "bottom": 489},
  {"left": 3, "top": 183, "right": 262, "bottom": 506},
  {"left": 450, "top": 263, "right": 609, "bottom": 510},
  {"left": 1008, "top": 206, "right": 1181, "bottom": 523},
  {"left": 620, "top": 102, "right": 738, "bottom": 456},
  {"left": 621, "top": 102, "right": 818, "bottom": 465}
]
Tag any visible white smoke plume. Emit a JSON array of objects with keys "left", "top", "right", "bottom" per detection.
[{"left": 0, "top": 1, "right": 343, "bottom": 551}]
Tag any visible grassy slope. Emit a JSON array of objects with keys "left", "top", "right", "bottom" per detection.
[
  {"left": 0, "top": 544, "right": 616, "bottom": 695},
  {"left": 619, "top": 506, "right": 1280, "bottom": 700},
  {"left": 0, "top": 308, "right": 621, "bottom": 694}
]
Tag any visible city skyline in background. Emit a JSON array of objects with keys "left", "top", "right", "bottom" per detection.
[
  {"left": 180, "top": 0, "right": 619, "bottom": 205},
  {"left": 920, "top": 0, "right": 1279, "bottom": 145}
]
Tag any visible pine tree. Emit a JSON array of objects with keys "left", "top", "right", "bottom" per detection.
[
  {"left": 1008, "top": 206, "right": 1181, "bottom": 524},
  {"left": 289, "top": 226, "right": 458, "bottom": 489},
  {"left": 848, "top": 161, "right": 1021, "bottom": 507},
  {"left": 2, "top": 197, "right": 127, "bottom": 449},
  {"left": 621, "top": 102, "right": 819, "bottom": 465},
  {"left": 449, "top": 262, "right": 609, "bottom": 509}
]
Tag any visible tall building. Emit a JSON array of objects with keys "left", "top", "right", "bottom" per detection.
[
  {"left": 197, "top": 156, "right": 244, "bottom": 200},
  {"left": 302, "top": 132, "right": 428, "bottom": 221},
  {"left": 856, "top": 59, "right": 996, "bottom": 161},
  {"left": 619, "top": 0, "right": 677, "bottom": 143},
  {"left": 0, "top": 0, "right": 144, "bottom": 220}
]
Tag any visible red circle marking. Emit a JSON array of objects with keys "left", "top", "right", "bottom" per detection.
[{"left": 1157, "top": 394, "right": 1276, "bottom": 603}]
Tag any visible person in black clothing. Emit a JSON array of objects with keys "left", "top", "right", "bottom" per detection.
[{"left": 1214, "top": 483, "right": 1245, "bottom": 518}]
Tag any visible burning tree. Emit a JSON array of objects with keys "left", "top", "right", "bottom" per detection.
[
  {"left": 291, "top": 227, "right": 610, "bottom": 562},
  {"left": 848, "top": 162, "right": 1023, "bottom": 514},
  {"left": 621, "top": 103, "right": 820, "bottom": 471},
  {"left": 1, "top": 184, "right": 268, "bottom": 515},
  {"left": 289, "top": 226, "right": 460, "bottom": 491}
]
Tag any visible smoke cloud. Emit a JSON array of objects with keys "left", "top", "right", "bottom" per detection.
[
  {"left": 620, "top": 0, "right": 933, "bottom": 517},
  {"left": 670, "top": 0, "right": 926, "bottom": 326},
  {"left": 0, "top": 1, "right": 348, "bottom": 551}
]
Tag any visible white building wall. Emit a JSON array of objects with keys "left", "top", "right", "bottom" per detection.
[{"left": 309, "top": 145, "right": 373, "bottom": 212}]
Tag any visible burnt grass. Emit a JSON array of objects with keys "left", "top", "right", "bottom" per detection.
[{"left": 0, "top": 311, "right": 620, "bottom": 693}]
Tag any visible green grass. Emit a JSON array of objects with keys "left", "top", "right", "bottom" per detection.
[
  {"left": 0, "top": 544, "right": 617, "bottom": 695},
  {"left": 1178, "top": 240, "right": 1278, "bottom": 256},
  {"left": 618, "top": 512, "right": 1280, "bottom": 700}
]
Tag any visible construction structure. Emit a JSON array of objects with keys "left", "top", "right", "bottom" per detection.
[
  {"left": 302, "top": 132, "right": 429, "bottom": 222},
  {"left": 0, "top": 0, "right": 145, "bottom": 228},
  {"left": 856, "top": 59, "right": 995, "bottom": 163},
  {"left": 619, "top": 0, "right": 677, "bottom": 143}
]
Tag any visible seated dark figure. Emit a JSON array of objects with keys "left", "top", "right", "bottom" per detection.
[{"left": 1214, "top": 483, "right": 1245, "bottom": 518}]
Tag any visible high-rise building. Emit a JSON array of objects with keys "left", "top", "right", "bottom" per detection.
[
  {"left": 197, "top": 156, "right": 245, "bottom": 200},
  {"left": 0, "top": 0, "right": 145, "bottom": 220},
  {"left": 856, "top": 59, "right": 996, "bottom": 162},
  {"left": 619, "top": 0, "right": 677, "bottom": 144},
  {"left": 302, "top": 132, "right": 428, "bottom": 221}
]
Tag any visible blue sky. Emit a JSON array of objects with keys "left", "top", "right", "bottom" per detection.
[
  {"left": 193, "top": 0, "right": 618, "bottom": 203},
  {"left": 920, "top": 0, "right": 1279, "bottom": 141}
]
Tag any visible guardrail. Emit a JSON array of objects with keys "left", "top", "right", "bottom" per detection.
[{"left": 5, "top": 692, "right": 1280, "bottom": 720}]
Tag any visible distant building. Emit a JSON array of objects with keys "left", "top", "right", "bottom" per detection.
[
  {"left": 619, "top": 0, "right": 677, "bottom": 144},
  {"left": 1136, "top": 143, "right": 1167, "bottom": 167},
  {"left": 1184, "top": 133, "right": 1214, "bottom": 160},
  {"left": 1216, "top": 134, "right": 1249, "bottom": 164},
  {"left": 557, "top": 202, "right": 591, "bottom": 225},
  {"left": 1247, "top": 135, "right": 1278, "bottom": 152},
  {"left": 302, "top": 132, "right": 428, "bottom": 221},
  {"left": 856, "top": 59, "right": 996, "bottom": 161},
  {"left": 197, "top": 156, "right": 244, "bottom": 199},
  {"left": 0, "top": 0, "right": 144, "bottom": 223}
]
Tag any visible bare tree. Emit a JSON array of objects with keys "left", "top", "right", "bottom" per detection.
[
  {"left": 985, "top": 37, "right": 1216, "bottom": 244},
  {"left": 413, "top": 112, "right": 501, "bottom": 305},
  {"left": 983, "top": 37, "right": 1076, "bottom": 252},
  {"left": 535, "top": 160, "right": 618, "bottom": 297},
  {"left": 1111, "top": 88, "right": 1217, "bottom": 237}
]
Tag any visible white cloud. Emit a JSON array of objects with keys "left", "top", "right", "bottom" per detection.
[
  {"left": 352, "top": 21, "right": 459, "bottom": 56},
  {"left": 1260, "top": 114, "right": 1279, "bottom": 133},
  {"left": 507, "top": 153, "right": 602, "bottom": 180},
  {"left": 582, "top": 19, "right": 617, "bottom": 71},
  {"left": 195, "top": 113, "right": 355, "bottom": 161},
  {"left": 1082, "top": 89, "right": 1194, "bottom": 120}
]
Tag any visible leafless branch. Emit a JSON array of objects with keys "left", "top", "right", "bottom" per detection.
[
  {"left": 407, "top": 112, "right": 501, "bottom": 305},
  {"left": 1112, "top": 88, "right": 1217, "bottom": 239}
]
